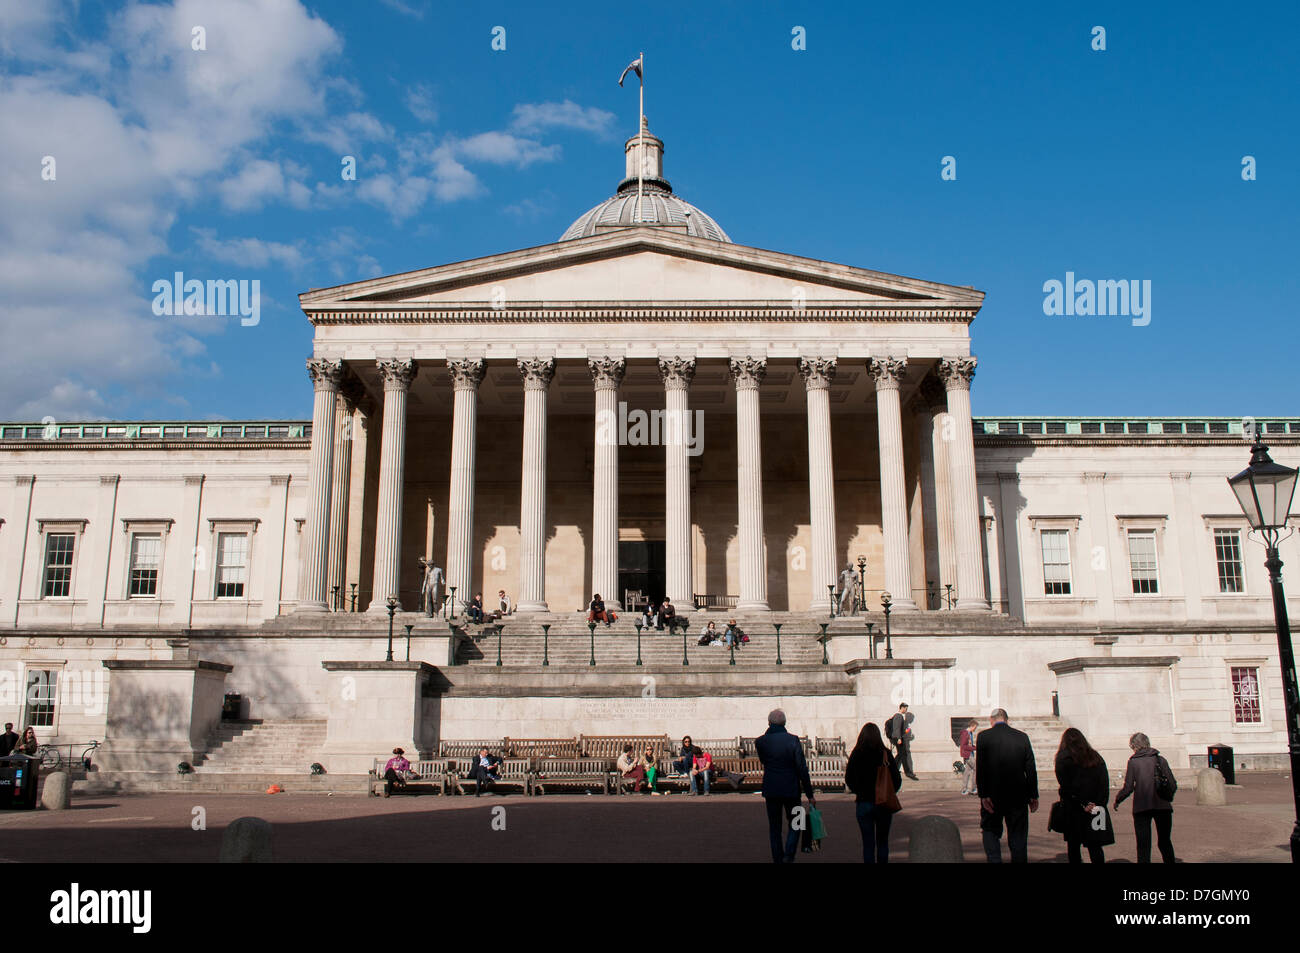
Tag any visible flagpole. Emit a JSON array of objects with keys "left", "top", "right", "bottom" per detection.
[{"left": 637, "top": 51, "right": 644, "bottom": 223}]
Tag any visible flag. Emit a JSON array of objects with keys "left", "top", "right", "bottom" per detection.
[{"left": 618, "top": 56, "right": 642, "bottom": 87}]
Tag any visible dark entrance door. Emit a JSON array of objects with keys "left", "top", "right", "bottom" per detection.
[{"left": 618, "top": 540, "right": 665, "bottom": 611}]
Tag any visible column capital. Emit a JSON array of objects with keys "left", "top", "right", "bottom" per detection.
[
  {"left": 658, "top": 355, "right": 696, "bottom": 391},
  {"left": 588, "top": 356, "right": 626, "bottom": 391},
  {"left": 307, "top": 358, "right": 344, "bottom": 391},
  {"left": 938, "top": 356, "right": 978, "bottom": 391},
  {"left": 798, "top": 356, "right": 837, "bottom": 390},
  {"left": 518, "top": 356, "right": 556, "bottom": 391},
  {"left": 447, "top": 357, "right": 485, "bottom": 391},
  {"left": 729, "top": 356, "right": 767, "bottom": 391},
  {"left": 376, "top": 357, "right": 417, "bottom": 391},
  {"left": 869, "top": 356, "right": 908, "bottom": 390}
]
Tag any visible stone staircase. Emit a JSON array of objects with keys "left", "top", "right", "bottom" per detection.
[{"left": 194, "top": 719, "right": 328, "bottom": 775}]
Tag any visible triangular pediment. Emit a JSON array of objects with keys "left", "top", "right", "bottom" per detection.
[{"left": 299, "top": 228, "right": 984, "bottom": 311}]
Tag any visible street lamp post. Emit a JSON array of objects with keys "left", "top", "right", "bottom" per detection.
[
  {"left": 496, "top": 623, "right": 504, "bottom": 667},
  {"left": 856, "top": 555, "right": 868, "bottom": 615},
  {"left": 404, "top": 623, "right": 413, "bottom": 662},
  {"left": 332, "top": 585, "right": 340, "bottom": 612},
  {"left": 866, "top": 621, "right": 876, "bottom": 659},
  {"left": 681, "top": 622, "right": 690, "bottom": 666},
  {"left": 818, "top": 622, "right": 829, "bottom": 665},
  {"left": 827, "top": 584, "right": 836, "bottom": 619},
  {"left": 385, "top": 597, "right": 397, "bottom": 662},
  {"left": 541, "top": 623, "right": 550, "bottom": 667},
  {"left": 634, "top": 619, "right": 644, "bottom": 666},
  {"left": 587, "top": 620, "right": 597, "bottom": 667},
  {"left": 448, "top": 586, "right": 457, "bottom": 620},
  {"left": 774, "top": 622, "right": 783, "bottom": 666},
  {"left": 1228, "top": 436, "right": 1299, "bottom": 863},
  {"left": 881, "top": 592, "right": 894, "bottom": 660},
  {"left": 349, "top": 583, "right": 357, "bottom": 612}
]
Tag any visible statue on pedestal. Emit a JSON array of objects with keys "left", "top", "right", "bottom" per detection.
[{"left": 418, "top": 557, "right": 445, "bottom": 618}]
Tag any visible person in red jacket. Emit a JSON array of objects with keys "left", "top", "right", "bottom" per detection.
[{"left": 959, "top": 719, "right": 978, "bottom": 795}]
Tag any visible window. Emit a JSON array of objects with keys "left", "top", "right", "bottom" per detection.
[
  {"left": 24, "top": 669, "right": 57, "bottom": 728},
  {"left": 215, "top": 532, "right": 248, "bottom": 598},
  {"left": 1231, "top": 666, "right": 1261, "bottom": 724},
  {"left": 1214, "top": 529, "right": 1244, "bottom": 593},
  {"left": 128, "top": 534, "right": 162, "bottom": 597},
  {"left": 42, "top": 533, "right": 75, "bottom": 597},
  {"left": 1127, "top": 530, "right": 1159, "bottom": 594},
  {"left": 1040, "top": 530, "right": 1072, "bottom": 595}
]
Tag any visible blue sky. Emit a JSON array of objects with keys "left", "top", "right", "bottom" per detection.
[{"left": 2, "top": 0, "right": 1296, "bottom": 421}]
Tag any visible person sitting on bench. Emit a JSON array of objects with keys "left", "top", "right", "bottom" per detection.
[
  {"left": 383, "top": 747, "right": 412, "bottom": 797},
  {"left": 588, "top": 593, "right": 617, "bottom": 626},
  {"left": 672, "top": 735, "right": 697, "bottom": 775},
  {"left": 472, "top": 746, "right": 503, "bottom": 795},
  {"left": 690, "top": 747, "right": 714, "bottom": 795},
  {"left": 617, "top": 743, "right": 646, "bottom": 793}
]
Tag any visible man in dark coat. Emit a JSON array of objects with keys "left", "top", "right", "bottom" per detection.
[
  {"left": 755, "top": 709, "right": 816, "bottom": 863},
  {"left": 886, "top": 703, "right": 919, "bottom": 781},
  {"left": 976, "top": 709, "right": 1039, "bottom": 862},
  {"left": 0, "top": 723, "right": 17, "bottom": 757}
]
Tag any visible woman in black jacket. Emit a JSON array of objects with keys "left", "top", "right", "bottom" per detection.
[
  {"left": 1114, "top": 731, "right": 1177, "bottom": 863},
  {"left": 844, "top": 722, "right": 902, "bottom": 863},
  {"left": 1053, "top": 728, "right": 1112, "bottom": 864}
]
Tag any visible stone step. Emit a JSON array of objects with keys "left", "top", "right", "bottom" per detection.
[{"left": 76, "top": 773, "right": 367, "bottom": 795}]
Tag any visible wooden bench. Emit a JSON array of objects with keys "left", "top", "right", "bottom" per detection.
[
  {"left": 815, "top": 738, "right": 847, "bottom": 756},
  {"left": 529, "top": 758, "right": 612, "bottom": 795},
  {"left": 444, "top": 757, "right": 533, "bottom": 795},
  {"left": 807, "top": 755, "right": 848, "bottom": 792},
  {"left": 693, "top": 594, "right": 738, "bottom": 610},
  {"left": 367, "top": 758, "right": 450, "bottom": 797},
  {"left": 579, "top": 734, "right": 671, "bottom": 761},
  {"left": 503, "top": 738, "right": 581, "bottom": 759},
  {"left": 740, "top": 735, "right": 812, "bottom": 757},
  {"left": 438, "top": 739, "right": 506, "bottom": 758}
]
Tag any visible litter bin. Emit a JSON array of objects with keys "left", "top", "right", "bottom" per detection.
[
  {"left": 1207, "top": 744, "right": 1235, "bottom": 785},
  {"left": 222, "top": 693, "right": 243, "bottom": 722},
  {"left": 0, "top": 756, "right": 40, "bottom": 810}
]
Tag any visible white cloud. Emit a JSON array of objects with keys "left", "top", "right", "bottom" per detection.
[
  {"left": 511, "top": 100, "right": 616, "bottom": 137},
  {"left": 405, "top": 84, "right": 438, "bottom": 124},
  {"left": 191, "top": 227, "right": 309, "bottom": 270},
  {"left": 454, "top": 131, "right": 560, "bottom": 167},
  {"left": 378, "top": 0, "right": 426, "bottom": 18}
]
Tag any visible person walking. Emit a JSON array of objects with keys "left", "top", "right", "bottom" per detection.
[
  {"left": 1052, "top": 728, "right": 1113, "bottom": 864},
  {"left": 975, "top": 709, "right": 1038, "bottom": 863},
  {"left": 755, "top": 709, "right": 815, "bottom": 863},
  {"left": 1114, "top": 731, "right": 1177, "bottom": 864},
  {"left": 844, "top": 722, "right": 902, "bottom": 863},
  {"left": 958, "top": 718, "right": 978, "bottom": 795},
  {"left": 886, "top": 703, "right": 919, "bottom": 781},
  {"left": 0, "top": 723, "right": 17, "bottom": 757}
]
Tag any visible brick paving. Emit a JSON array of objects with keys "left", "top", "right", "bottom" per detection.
[{"left": 0, "top": 772, "right": 1292, "bottom": 863}]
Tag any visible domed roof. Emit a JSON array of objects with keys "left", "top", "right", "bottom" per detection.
[{"left": 559, "top": 119, "right": 731, "bottom": 243}]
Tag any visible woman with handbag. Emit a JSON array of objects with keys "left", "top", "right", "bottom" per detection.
[
  {"left": 844, "top": 722, "right": 902, "bottom": 863},
  {"left": 1051, "top": 728, "right": 1113, "bottom": 863},
  {"left": 1114, "top": 731, "right": 1177, "bottom": 863}
]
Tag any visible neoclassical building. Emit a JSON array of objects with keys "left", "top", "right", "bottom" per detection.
[{"left": 1, "top": 122, "right": 1296, "bottom": 782}]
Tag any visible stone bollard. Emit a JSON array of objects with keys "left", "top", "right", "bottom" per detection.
[
  {"left": 908, "top": 814, "right": 964, "bottom": 862},
  {"left": 1196, "top": 767, "right": 1228, "bottom": 806},
  {"left": 219, "top": 816, "right": 274, "bottom": 863},
  {"left": 40, "top": 771, "right": 71, "bottom": 810}
]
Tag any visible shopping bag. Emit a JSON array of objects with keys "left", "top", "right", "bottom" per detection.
[{"left": 809, "top": 806, "right": 827, "bottom": 841}]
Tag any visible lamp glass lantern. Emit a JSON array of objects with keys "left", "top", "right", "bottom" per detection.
[{"left": 1228, "top": 439, "right": 1298, "bottom": 532}]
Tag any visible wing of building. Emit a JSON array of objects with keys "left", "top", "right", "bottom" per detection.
[{"left": 1, "top": 121, "right": 1296, "bottom": 788}]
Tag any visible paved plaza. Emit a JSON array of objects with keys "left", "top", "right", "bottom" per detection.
[{"left": 1, "top": 773, "right": 1292, "bottom": 863}]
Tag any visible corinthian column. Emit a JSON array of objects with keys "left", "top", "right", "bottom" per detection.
[
  {"left": 659, "top": 356, "right": 696, "bottom": 606},
  {"left": 517, "top": 357, "right": 555, "bottom": 613},
  {"left": 939, "top": 356, "right": 990, "bottom": 610},
  {"left": 366, "top": 358, "right": 417, "bottom": 614},
  {"left": 800, "top": 357, "right": 838, "bottom": 612},
  {"left": 871, "top": 356, "right": 916, "bottom": 610},
  {"left": 731, "top": 356, "right": 769, "bottom": 611},
  {"left": 590, "top": 356, "right": 625, "bottom": 609},
  {"left": 297, "top": 358, "right": 343, "bottom": 612},
  {"left": 326, "top": 381, "right": 363, "bottom": 609},
  {"left": 446, "top": 358, "right": 484, "bottom": 611}
]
